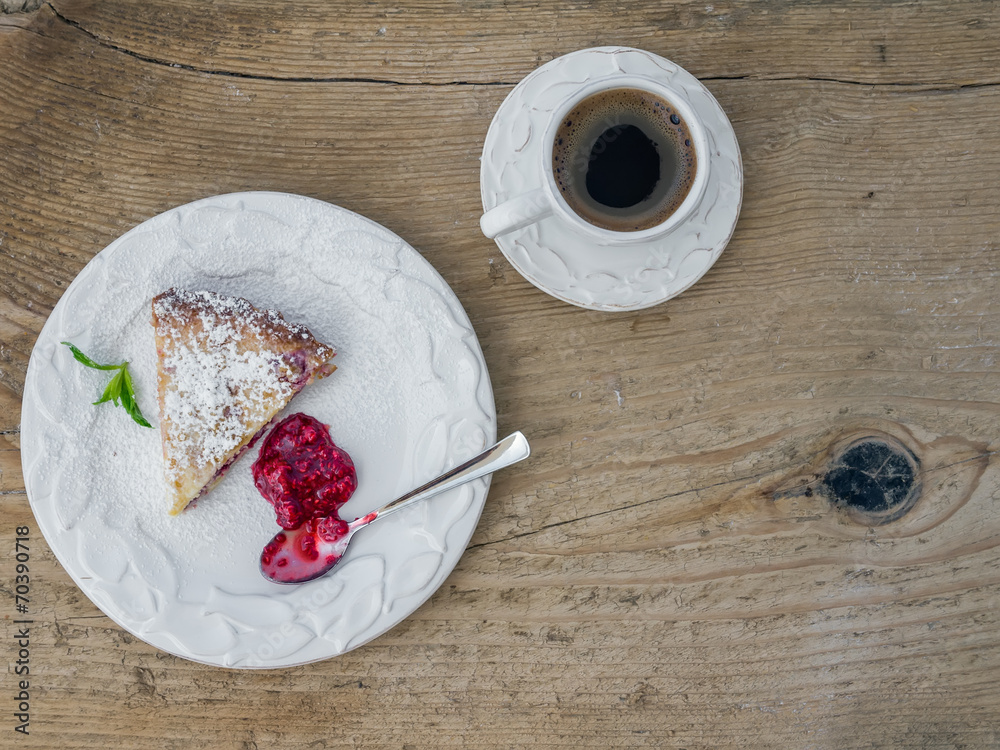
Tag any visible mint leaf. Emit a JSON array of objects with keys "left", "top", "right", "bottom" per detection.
[
  {"left": 119, "top": 363, "right": 152, "bottom": 428},
  {"left": 120, "top": 384, "right": 152, "bottom": 427},
  {"left": 64, "top": 342, "right": 153, "bottom": 428},
  {"left": 93, "top": 368, "right": 124, "bottom": 405},
  {"left": 119, "top": 367, "right": 152, "bottom": 427},
  {"left": 61, "top": 342, "right": 121, "bottom": 371},
  {"left": 124, "top": 399, "right": 152, "bottom": 428}
]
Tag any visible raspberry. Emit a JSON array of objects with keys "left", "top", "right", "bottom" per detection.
[{"left": 298, "top": 533, "right": 319, "bottom": 561}]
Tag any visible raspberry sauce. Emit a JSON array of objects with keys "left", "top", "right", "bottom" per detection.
[
  {"left": 253, "top": 413, "right": 358, "bottom": 584},
  {"left": 253, "top": 413, "right": 357, "bottom": 530}
]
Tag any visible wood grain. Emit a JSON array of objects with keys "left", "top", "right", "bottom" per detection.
[{"left": 1, "top": 0, "right": 999, "bottom": 747}]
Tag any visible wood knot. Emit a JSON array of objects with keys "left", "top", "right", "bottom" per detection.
[{"left": 822, "top": 435, "right": 920, "bottom": 525}]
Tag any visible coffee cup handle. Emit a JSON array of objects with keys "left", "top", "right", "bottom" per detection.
[{"left": 480, "top": 188, "right": 554, "bottom": 239}]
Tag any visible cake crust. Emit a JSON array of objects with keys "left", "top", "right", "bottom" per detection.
[{"left": 151, "top": 288, "right": 336, "bottom": 515}]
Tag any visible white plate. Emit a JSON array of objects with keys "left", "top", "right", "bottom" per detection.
[
  {"left": 481, "top": 47, "right": 743, "bottom": 311},
  {"left": 21, "top": 192, "right": 496, "bottom": 668}
]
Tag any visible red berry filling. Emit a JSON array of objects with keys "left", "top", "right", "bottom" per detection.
[
  {"left": 255, "top": 413, "right": 359, "bottom": 583},
  {"left": 253, "top": 413, "right": 357, "bottom": 530}
]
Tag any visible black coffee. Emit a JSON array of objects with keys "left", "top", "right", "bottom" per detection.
[{"left": 551, "top": 88, "right": 697, "bottom": 232}]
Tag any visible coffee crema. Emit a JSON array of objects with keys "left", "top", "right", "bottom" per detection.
[{"left": 551, "top": 87, "right": 698, "bottom": 232}]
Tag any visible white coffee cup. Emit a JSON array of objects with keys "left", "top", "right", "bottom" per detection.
[{"left": 480, "top": 74, "right": 709, "bottom": 245}]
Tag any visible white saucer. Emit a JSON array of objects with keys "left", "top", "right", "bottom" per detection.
[{"left": 480, "top": 47, "right": 743, "bottom": 312}]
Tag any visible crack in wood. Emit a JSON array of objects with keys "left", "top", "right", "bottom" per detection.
[
  {"left": 34, "top": 5, "right": 1000, "bottom": 91},
  {"left": 473, "top": 450, "right": 999, "bottom": 549},
  {"left": 44, "top": 3, "right": 517, "bottom": 87},
  {"left": 468, "top": 469, "right": 775, "bottom": 549},
  {"left": 701, "top": 74, "right": 1000, "bottom": 91},
  {"left": 924, "top": 449, "right": 999, "bottom": 474}
]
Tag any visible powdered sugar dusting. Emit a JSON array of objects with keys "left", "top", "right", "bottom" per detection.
[
  {"left": 151, "top": 288, "right": 335, "bottom": 513},
  {"left": 161, "top": 297, "right": 293, "bottom": 464}
]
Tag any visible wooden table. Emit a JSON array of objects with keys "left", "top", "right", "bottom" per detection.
[{"left": 2, "top": 1, "right": 998, "bottom": 747}]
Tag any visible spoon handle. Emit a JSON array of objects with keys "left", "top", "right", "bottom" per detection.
[{"left": 361, "top": 431, "right": 530, "bottom": 526}]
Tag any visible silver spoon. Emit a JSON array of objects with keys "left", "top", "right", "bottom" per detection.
[{"left": 260, "top": 431, "right": 530, "bottom": 584}]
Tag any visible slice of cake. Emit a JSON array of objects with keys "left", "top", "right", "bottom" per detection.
[{"left": 151, "top": 288, "right": 336, "bottom": 515}]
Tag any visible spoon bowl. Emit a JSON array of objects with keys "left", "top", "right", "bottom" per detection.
[{"left": 261, "top": 431, "right": 530, "bottom": 584}]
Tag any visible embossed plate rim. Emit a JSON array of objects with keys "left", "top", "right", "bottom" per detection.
[{"left": 20, "top": 191, "right": 497, "bottom": 669}]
